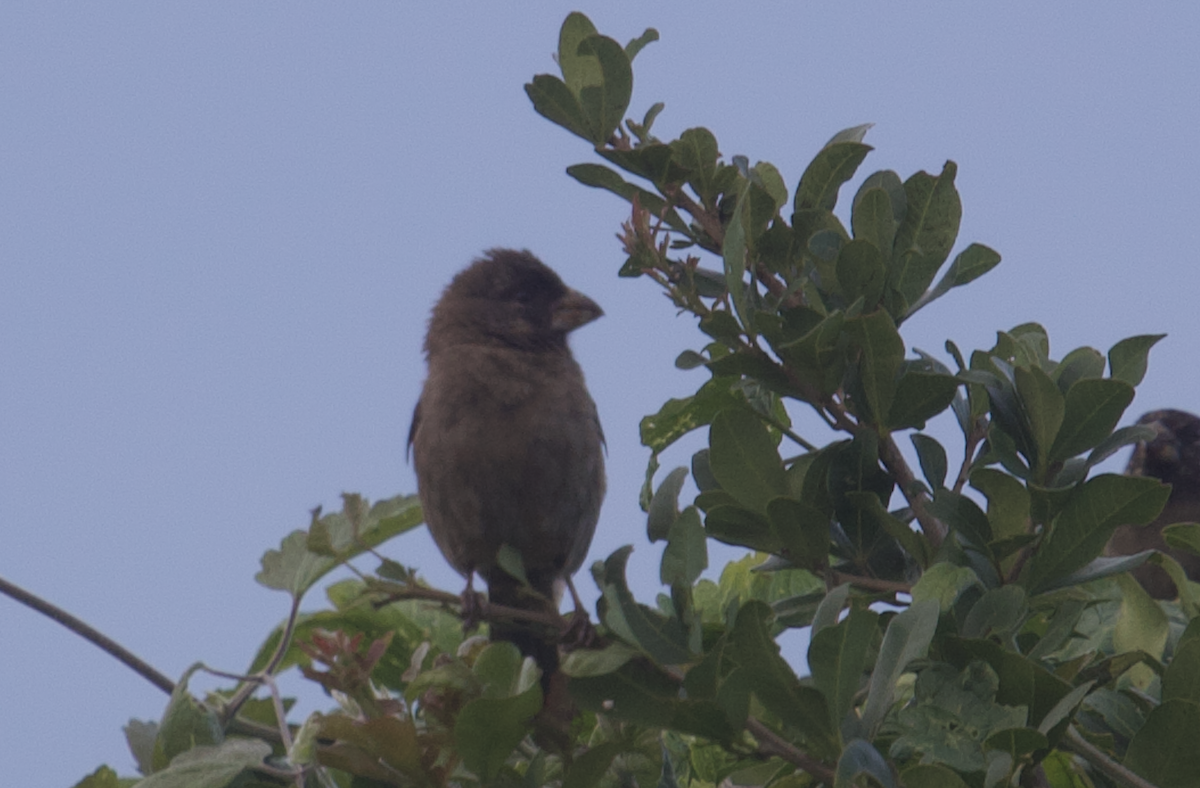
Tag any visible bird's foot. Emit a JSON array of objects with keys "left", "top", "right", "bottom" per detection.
[{"left": 561, "top": 607, "right": 598, "bottom": 650}]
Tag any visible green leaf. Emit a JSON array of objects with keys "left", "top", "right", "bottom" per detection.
[
  {"left": 256, "top": 494, "right": 422, "bottom": 599},
  {"left": 1086, "top": 424, "right": 1157, "bottom": 469},
  {"left": 794, "top": 142, "right": 872, "bottom": 213},
  {"left": 576, "top": 35, "right": 632, "bottom": 144},
  {"left": 624, "top": 27, "right": 659, "bottom": 61},
  {"left": 639, "top": 376, "right": 742, "bottom": 455},
  {"left": 1022, "top": 474, "right": 1170, "bottom": 594},
  {"left": 723, "top": 182, "right": 752, "bottom": 333},
  {"left": 773, "top": 310, "right": 847, "bottom": 399},
  {"left": 455, "top": 686, "right": 542, "bottom": 780},
  {"left": 809, "top": 607, "right": 879, "bottom": 728},
  {"left": 732, "top": 602, "right": 838, "bottom": 757},
  {"left": 1053, "top": 346, "right": 1106, "bottom": 392},
  {"left": 647, "top": 466, "right": 689, "bottom": 542},
  {"left": 557, "top": 12, "right": 600, "bottom": 94},
  {"left": 596, "top": 546, "right": 692, "bottom": 663},
  {"left": 911, "top": 564, "right": 982, "bottom": 612},
  {"left": 1164, "top": 522, "right": 1200, "bottom": 556},
  {"left": 845, "top": 490, "right": 932, "bottom": 568},
  {"left": 836, "top": 239, "right": 886, "bottom": 307},
  {"left": 811, "top": 583, "right": 852, "bottom": 636},
  {"left": 889, "top": 162, "right": 962, "bottom": 308},
  {"left": 766, "top": 496, "right": 831, "bottom": 570},
  {"left": 909, "top": 243, "right": 1001, "bottom": 316},
  {"left": 961, "top": 586, "right": 1026, "bottom": 640},
  {"left": 1014, "top": 365, "right": 1064, "bottom": 474},
  {"left": 851, "top": 187, "right": 897, "bottom": 258},
  {"left": 888, "top": 662, "right": 1027, "bottom": 774},
  {"left": 826, "top": 123, "right": 875, "bottom": 145},
  {"left": 844, "top": 309, "right": 905, "bottom": 425},
  {"left": 969, "top": 468, "right": 1031, "bottom": 544},
  {"left": 562, "top": 741, "right": 626, "bottom": 788},
  {"left": 661, "top": 507, "right": 708, "bottom": 587},
  {"left": 709, "top": 408, "right": 787, "bottom": 511},
  {"left": 671, "top": 127, "right": 722, "bottom": 204},
  {"left": 1108, "top": 334, "right": 1166, "bottom": 386},
  {"left": 888, "top": 370, "right": 959, "bottom": 430},
  {"left": 983, "top": 727, "right": 1048, "bottom": 761},
  {"left": 836, "top": 739, "right": 896, "bottom": 788},
  {"left": 1047, "top": 378, "right": 1134, "bottom": 463},
  {"left": 911, "top": 433, "right": 948, "bottom": 490},
  {"left": 153, "top": 667, "right": 223, "bottom": 771},
  {"left": 566, "top": 163, "right": 678, "bottom": 221},
  {"left": 524, "top": 74, "right": 590, "bottom": 141},
  {"left": 560, "top": 642, "right": 638, "bottom": 678},
  {"left": 1164, "top": 639, "right": 1200, "bottom": 704},
  {"left": 1114, "top": 573, "right": 1169, "bottom": 662},
  {"left": 927, "top": 489, "right": 992, "bottom": 548},
  {"left": 704, "top": 504, "right": 779, "bottom": 554},
  {"left": 1124, "top": 699, "right": 1200, "bottom": 788},
  {"left": 900, "top": 764, "right": 970, "bottom": 788},
  {"left": 859, "top": 600, "right": 940, "bottom": 737},
  {"left": 136, "top": 740, "right": 272, "bottom": 788}
]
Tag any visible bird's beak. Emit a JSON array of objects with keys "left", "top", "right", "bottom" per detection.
[{"left": 551, "top": 288, "right": 603, "bottom": 333}]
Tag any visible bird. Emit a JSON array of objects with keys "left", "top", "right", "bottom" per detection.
[
  {"left": 408, "top": 248, "right": 606, "bottom": 683},
  {"left": 1107, "top": 409, "right": 1200, "bottom": 599}
]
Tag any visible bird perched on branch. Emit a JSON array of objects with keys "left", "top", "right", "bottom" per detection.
[
  {"left": 409, "top": 249, "right": 606, "bottom": 682},
  {"left": 1107, "top": 409, "right": 1200, "bottom": 599}
]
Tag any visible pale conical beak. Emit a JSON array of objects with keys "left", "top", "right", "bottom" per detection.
[{"left": 551, "top": 288, "right": 603, "bottom": 333}]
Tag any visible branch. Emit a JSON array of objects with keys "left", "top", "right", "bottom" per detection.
[
  {"left": 0, "top": 574, "right": 175, "bottom": 695},
  {"left": 1061, "top": 725, "right": 1157, "bottom": 788},
  {"left": 746, "top": 716, "right": 836, "bottom": 784},
  {"left": 220, "top": 594, "right": 303, "bottom": 725},
  {"left": 876, "top": 430, "right": 947, "bottom": 551}
]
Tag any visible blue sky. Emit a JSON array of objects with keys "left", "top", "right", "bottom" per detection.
[{"left": 3, "top": 3, "right": 1199, "bottom": 783}]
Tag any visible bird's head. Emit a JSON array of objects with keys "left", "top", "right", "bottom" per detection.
[
  {"left": 425, "top": 249, "right": 602, "bottom": 354},
  {"left": 1127, "top": 409, "right": 1200, "bottom": 493}
]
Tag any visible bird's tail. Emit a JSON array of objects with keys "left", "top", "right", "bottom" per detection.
[{"left": 485, "top": 576, "right": 561, "bottom": 690}]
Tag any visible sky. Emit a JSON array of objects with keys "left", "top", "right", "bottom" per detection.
[{"left": 3, "top": 3, "right": 1199, "bottom": 784}]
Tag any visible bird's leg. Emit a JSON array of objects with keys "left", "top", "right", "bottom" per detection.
[
  {"left": 459, "top": 572, "right": 487, "bottom": 634},
  {"left": 561, "top": 575, "right": 597, "bottom": 649}
]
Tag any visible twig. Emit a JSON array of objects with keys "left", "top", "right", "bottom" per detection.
[
  {"left": 1061, "top": 725, "right": 1157, "bottom": 788},
  {"left": 826, "top": 570, "right": 911, "bottom": 596},
  {"left": 951, "top": 416, "right": 988, "bottom": 494},
  {"left": 366, "top": 579, "right": 577, "bottom": 633},
  {"left": 746, "top": 716, "right": 836, "bottom": 784},
  {"left": 220, "top": 594, "right": 302, "bottom": 725},
  {"left": 0, "top": 574, "right": 175, "bottom": 695}
]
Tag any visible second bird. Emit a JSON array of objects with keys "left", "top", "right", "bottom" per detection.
[{"left": 408, "top": 249, "right": 606, "bottom": 680}]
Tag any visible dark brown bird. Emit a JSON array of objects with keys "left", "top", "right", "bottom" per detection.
[
  {"left": 408, "top": 249, "right": 606, "bottom": 680},
  {"left": 1107, "top": 409, "right": 1200, "bottom": 599}
]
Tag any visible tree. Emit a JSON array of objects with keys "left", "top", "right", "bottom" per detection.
[{"left": 27, "top": 11, "right": 1199, "bottom": 788}]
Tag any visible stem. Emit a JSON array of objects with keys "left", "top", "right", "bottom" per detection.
[
  {"left": 746, "top": 716, "right": 836, "bottom": 784},
  {"left": 0, "top": 574, "right": 175, "bottom": 695},
  {"left": 220, "top": 594, "right": 303, "bottom": 725},
  {"left": 1062, "top": 726, "right": 1157, "bottom": 788},
  {"left": 670, "top": 187, "right": 724, "bottom": 250},
  {"left": 826, "top": 570, "right": 911, "bottom": 595}
]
